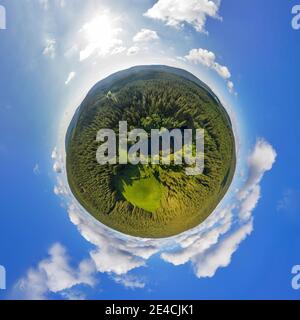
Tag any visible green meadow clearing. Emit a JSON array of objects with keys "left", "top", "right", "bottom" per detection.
[{"left": 115, "top": 166, "right": 164, "bottom": 213}]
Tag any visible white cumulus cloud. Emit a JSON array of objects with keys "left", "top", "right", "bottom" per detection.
[
  {"left": 185, "top": 48, "right": 235, "bottom": 93},
  {"left": 14, "top": 243, "right": 96, "bottom": 300},
  {"left": 133, "top": 29, "right": 159, "bottom": 43},
  {"left": 239, "top": 139, "right": 277, "bottom": 201},
  {"left": 185, "top": 48, "right": 230, "bottom": 79},
  {"left": 144, "top": 0, "right": 221, "bottom": 33}
]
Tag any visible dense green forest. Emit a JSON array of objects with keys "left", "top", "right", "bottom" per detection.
[{"left": 66, "top": 66, "right": 236, "bottom": 238}]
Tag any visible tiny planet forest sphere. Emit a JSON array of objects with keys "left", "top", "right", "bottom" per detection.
[{"left": 66, "top": 65, "right": 236, "bottom": 238}]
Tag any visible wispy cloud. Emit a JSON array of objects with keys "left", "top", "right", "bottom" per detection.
[
  {"left": 33, "top": 164, "right": 40, "bottom": 175},
  {"left": 43, "top": 39, "right": 56, "bottom": 59},
  {"left": 39, "top": 0, "right": 66, "bottom": 11},
  {"left": 111, "top": 46, "right": 127, "bottom": 55},
  {"left": 112, "top": 274, "right": 146, "bottom": 289},
  {"left": 277, "top": 189, "right": 300, "bottom": 213},
  {"left": 39, "top": 0, "right": 49, "bottom": 11},
  {"left": 65, "top": 72, "right": 76, "bottom": 85},
  {"left": 227, "top": 81, "right": 234, "bottom": 94},
  {"left": 127, "top": 46, "right": 140, "bottom": 56}
]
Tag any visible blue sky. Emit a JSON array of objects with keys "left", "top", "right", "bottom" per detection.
[{"left": 0, "top": 0, "right": 300, "bottom": 300}]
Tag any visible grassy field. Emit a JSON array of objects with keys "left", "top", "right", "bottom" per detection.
[{"left": 115, "top": 166, "right": 163, "bottom": 213}]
